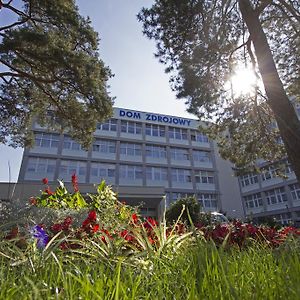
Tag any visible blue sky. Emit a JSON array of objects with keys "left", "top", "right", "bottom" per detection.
[{"left": 0, "top": 0, "right": 193, "bottom": 182}]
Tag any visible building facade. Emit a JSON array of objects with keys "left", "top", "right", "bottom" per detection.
[
  {"left": 17, "top": 107, "right": 243, "bottom": 219},
  {"left": 238, "top": 160, "right": 300, "bottom": 226},
  {"left": 238, "top": 100, "right": 300, "bottom": 226}
]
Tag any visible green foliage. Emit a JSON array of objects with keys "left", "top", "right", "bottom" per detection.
[
  {"left": 88, "top": 180, "right": 135, "bottom": 228},
  {"left": 0, "top": 234, "right": 300, "bottom": 299},
  {"left": 0, "top": 0, "right": 114, "bottom": 148},
  {"left": 166, "top": 196, "right": 200, "bottom": 225},
  {"left": 34, "top": 180, "right": 88, "bottom": 210},
  {"left": 138, "top": 0, "right": 300, "bottom": 178},
  {"left": 31, "top": 179, "right": 135, "bottom": 229}
]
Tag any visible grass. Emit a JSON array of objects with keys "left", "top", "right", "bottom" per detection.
[{"left": 0, "top": 235, "right": 299, "bottom": 300}]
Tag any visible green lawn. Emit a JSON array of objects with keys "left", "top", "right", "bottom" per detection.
[{"left": 1, "top": 237, "right": 299, "bottom": 300}]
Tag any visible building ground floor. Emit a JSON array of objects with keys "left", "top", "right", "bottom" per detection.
[
  {"left": 0, "top": 182, "right": 167, "bottom": 220},
  {"left": 0, "top": 181, "right": 244, "bottom": 221}
]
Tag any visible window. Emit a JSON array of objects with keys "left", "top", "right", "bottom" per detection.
[
  {"left": 97, "top": 119, "right": 117, "bottom": 131},
  {"left": 146, "top": 167, "right": 168, "bottom": 181},
  {"left": 240, "top": 174, "right": 258, "bottom": 187},
  {"left": 170, "top": 147, "right": 189, "bottom": 161},
  {"left": 296, "top": 104, "right": 300, "bottom": 117},
  {"left": 120, "top": 142, "right": 142, "bottom": 156},
  {"left": 244, "top": 193, "right": 263, "bottom": 209},
  {"left": 198, "top": 194, "right": 217, "bottom": 208},
  {"left": 145, "top": 144, "right": 166, "bottom": 158},
  {"left": 168, "top": 127, "right": 187, "bottom": 140},
  {"left": 190, "top": 130, "right": 209, "bottom": 143},
  {"left": 121, "top": 120, "right": 142, "bottom": 134},
  {"left": 139, "top": 207, "right": 156, "bottom": 216},
  {"left": 265, "top": 187, "right": 287, "bottom": 205},
  {"left": 119, "top": 165, "right": 143, "bottom": 180},
  {"left": 193, "top": 150, "right": 211, "bottom": 163},
  {"left": 273, "top": 213, "right": 292, "bottom": 225},
  {"left": 90, "top": 163, "right": 115, "bottom": 178},
  {"left": 171, "top": 192, "right": 195, "bottom": 201},
  {"left": 92, "top": 139, "right": 116, "bottom": 153},
  {"left": 60, "top": 160, "right": 87, "bottom": 177},
  {"left": 285, "top": 161, "right": 293, "bottom": 174},
  {"left": 261, "top": 161, "right": 292, "bottom": 181},
  {"left": 290, "top": 183, "right": 300, "bottom": 201},
  {"left": 63, "top": 136, "right": 84, "bottom": 151},
  {"left": 34, "top": 133, "right": 60, "bottom": 148},
  {"left": 27, "top": 157, "right": 56, "bottom": 174},
  {"left": 195, "top": 171, "right": 214, "bottom": 184},
  {"left": 261, "top": 165, "right": 280, "bottom": 181},
  {"left": 145, "top": 124, "right": 165, "bottom": 137},
  {"left": 171, "top": 168, "right": 191, "bottom": 183}
]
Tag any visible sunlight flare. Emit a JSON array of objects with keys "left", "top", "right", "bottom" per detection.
[{"left": 229, "top": 67, "right": 257, "bottom": 96}]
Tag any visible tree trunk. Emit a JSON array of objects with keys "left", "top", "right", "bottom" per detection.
[{"left": 238, "top": 0, "right": 300, "bottom": 182}]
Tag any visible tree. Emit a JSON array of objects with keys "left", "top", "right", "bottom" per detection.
[
  {"left": 165, "top": 196, "right": 201, "bottom": 224},
  {"left": 0, "top": 0, "right": 114, "bottom": 149},
  {"left": 138, "top": 0, "right": 300, "bottom": 181}
]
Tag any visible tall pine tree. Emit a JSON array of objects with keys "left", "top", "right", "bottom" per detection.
[
  {"left": 138, "top": 0, "right": 300, "bottom": 181},
  {"left": 0, "top": 0, "right": 114, "bottom": 148}
]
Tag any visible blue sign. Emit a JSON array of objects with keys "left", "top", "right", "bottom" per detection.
[{"left": 119, "top": 110, "right": 191, "bottom": 126}]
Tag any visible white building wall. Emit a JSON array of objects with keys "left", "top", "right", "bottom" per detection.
[{"left": 213, "top": 144, "right": 244, "bottom": 219}]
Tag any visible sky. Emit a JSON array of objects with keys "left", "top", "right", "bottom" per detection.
[{"left": 0, "top": 0, "right": 194, "bottom": 182}]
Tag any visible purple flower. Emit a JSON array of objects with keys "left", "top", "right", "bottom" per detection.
[{"left": 30, "top": 225, "right": 49, "bottom": 248}]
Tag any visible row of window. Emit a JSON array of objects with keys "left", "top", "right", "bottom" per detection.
[
  {"left": 97, "top": 119, "right": 209, "bottom": 141},
  {"left": 170, "top": 192, "right": 218, "bottom": 209},
  {"left": 34, "top": 135, "right": 212, "bottom": 162},
  {"left": 36, "top": 121, "right": 209, "bottom": 143},
  {"left": 26, "top": 158, "right": 215, "bottom": 184},
  {"left": 240, "top": 162, "right": 293, "bottom": 187},
  {"left": 244, "top": 183, "right": 300, "bottom": 209}
]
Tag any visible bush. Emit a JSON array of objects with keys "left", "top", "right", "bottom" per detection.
[{"left": 166, "top": 196, "right": 200, "bottom": 225}]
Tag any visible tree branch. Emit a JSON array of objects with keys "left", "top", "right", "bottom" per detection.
[
  {"left": 2, "top": 2, "right": 29, "bottom": 19},
  {"left": 255, "top": 0, "right": 272, "bottom": 16},
  {"left": 277, "top": 0, "right": 300, "bottom": 22},
  {"left": 271, "top": 2, "right": 300, "bottom": 34},
  {"left": 0, "top": 59, "right": 56, "bottom": 84},
  {"left": 228, "top": 36, "right": 252, "bottom": 63},
  {"left": 0, "top": 18, "right": 30, "bottom": 32}
]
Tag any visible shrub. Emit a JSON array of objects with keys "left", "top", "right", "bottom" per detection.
[{"left": 166, "top": 196, "right": 200, "bottom": 225}]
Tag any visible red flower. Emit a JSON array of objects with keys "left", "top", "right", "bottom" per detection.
[
  {"left": 148, "top": 237, "right": 155, "bottom": 244},
  {"left": 29, "top": 197, "right": 37, "bottom": 205},
  {"left": 82, "top": 219, "right": 90, "bottom": 228},
  {"left": 45, "top": 187, "right": 54, "bottom": 195},
  {"left": 63, "top": 216, "right": 73, "bottom": 226},
  {"left": 93, "top": 224, "right": 100, "bottom": 233},
  {"left": 42, "top": 178, "right": 49, "bottom": 185},
  {"left": 132, "top": 213, "right": 139, "bottom": 224},
  {"left": 5, "top": 227, "right": 19, "bottom": 240},
  {"left": 50, "top": 223, "right": 63, "bottom": 233},
  {"left": 88, "top": 210, "right": 97, "bottom": 222},
  {"left": 100, "top": 228, "right": 112, "bottom": 239},
  {"left": 62, "top": 216, "right": 73, "bottom": 231},
  {"left": 143, "top": 217, "right": 158, "bottom": 229},
  {"left": 71, "top": 173, "right": 79, "bottom": 192},
  {"left": 120, "top": 229, "right": 134, "bottom": 241}
]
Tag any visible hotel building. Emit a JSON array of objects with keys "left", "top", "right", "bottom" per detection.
[
  {"left": 15, "top": 107, "right": 243, "bottom": 219},
  {"left": 238, "top": 162, "right": 300, "bottom": 226},
  {"left": 238, "top": 101, "right": 300, "bottom": 226}
]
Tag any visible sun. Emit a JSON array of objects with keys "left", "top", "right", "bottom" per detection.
[{"left": 229, "top": 67, "right": 257, "bottom": 96}]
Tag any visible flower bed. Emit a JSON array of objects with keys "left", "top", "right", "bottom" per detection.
[
  {"left": 3, "top": 177, "right": 300, "bottom": 253},
  {"left": 1, "top": 177, "right": 300, "bottom": 299}
]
